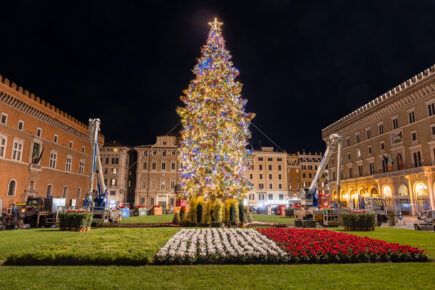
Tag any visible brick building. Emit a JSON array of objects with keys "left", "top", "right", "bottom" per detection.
[
  {"left": 323, "top": 64, "right": 435, "bottom": 215},
  {"left": 0, "top": 74, "right": 103, "bottom": 210}
]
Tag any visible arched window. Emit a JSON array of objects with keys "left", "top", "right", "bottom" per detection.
[
  {"left": 7, "top": 180, "right": 16, "bottom": 196},
  {"left": 63, "top": 186, "right": 68, "bottom": 198},
  {"left": 47, "top": 185, "right": 53, "bottom": 196},
  {"left": 77, "top": 187, "right": 81, "bottom": 199}
]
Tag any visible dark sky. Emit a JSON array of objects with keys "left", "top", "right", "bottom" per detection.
[{"left": 1, "top": 1, "right": 434, "bottom": 152}]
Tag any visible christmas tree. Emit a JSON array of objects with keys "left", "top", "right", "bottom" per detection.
[{"left": 177, "top": 18, "right": 254, "bottom": 203}]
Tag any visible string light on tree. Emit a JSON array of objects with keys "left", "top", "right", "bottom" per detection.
[{"left": 177, "top": 18, "right": 254, "bottom": 201}]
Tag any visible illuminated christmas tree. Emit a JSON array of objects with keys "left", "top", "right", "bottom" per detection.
[{"left": 177, "top": 18, "right": 254, "bottom": 202}]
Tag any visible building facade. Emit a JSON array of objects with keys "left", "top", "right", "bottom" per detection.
[
  {"left": 0, "top": 74, "right": 103, "bottom": 210},
  {"left": 322, "top": 64, "right": 435, "bottom": 215},
  {"left": 134, "top": 136, "right": 179, "bottom": 209},
  {"left": 287, "top": 154, "right": 301, "bottom": 197},
  {"left": 247, "top": 147, "right": 289, "bottom": 208},
  {"left": 100, "top": 142, "right": 132, "bottom": 206}
]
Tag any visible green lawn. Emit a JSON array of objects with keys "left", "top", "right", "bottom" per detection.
[
  {"left": 0, "top": 228, "right": 178, "bottom": 264},
  {"left": 0, "top": 227, "right": 433, "bottom": 289},
  {"left": 120, "top": 214, "right": 173, "bottom": 224},
  {"left": 252, "top": 214, "right": 295, "bottom": 225}
]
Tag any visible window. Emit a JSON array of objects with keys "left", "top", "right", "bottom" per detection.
[
  {"left": 268, "top": 174, "right": 272, "bottom": 179},
  {"left": 161, "top": 162, "right": 166, "bottom": 170},
  {"left": 381, "top": 158, "right": 388, "bottom": 173},
  {"left": 171, "top": 180, "right": 175, "bottom": 190},
  {"left": 140, "top": 198, "right": 145, "bottom": 205},
  {"left": 428, "top": 102, "right": 435, "bottom": 116},
  {"left": 7, "top": 180, "right": 16, "bottom": 196},
  {"left": 49, "top": 151, "right": 57, "bottom": 168},
  {"left": 82, "top": 146, "right": 85, "bottom": 153},
  {"left": 259, "top": 194, "right": 265, "bottom": 200},
  {"left": 268, "top": 157, "right": 273, "bottom": 161},
  {"left": 268, "top": 165, "right": 272, "bottom": 170},
  {"left": 408, "top": 111, "right": 416, "bottom": 124},
  {"left": 366, "top": 128, "right": 371, "bottom": 139},
  {"left": 278, "top": 165, "right": 282, "bottom": 170},
  {"left": 143, "top": 162, "right": 147, "bottom": 170},
  {"left": 143, "top": 151, "right": 148, "bottom": 157},
  {"left": 411, "top": 131, "right": 417, "bottom": 142},
  {"left": 259, "top": 174, "right": 263, "bottom": 179},
  {"left": 279, "top": 194, "right": 284, "bottom": 200},
  {"left": 160, "top": 181, "right": 165, "bottom": 190},
  {"left": 278, "top": 174, "right": 282, "bottom": 180},
  {"left": 249, "top": 174, "right": 253, "bottom": 179},
  {"left": 152, "top": 162, "right": 156, "bottom": 170},
  {"left": 268, "top": 194, "right": 273, "bottom": 200},
  {"left": 392, "top": 118, "right": 399, "bottom": 129},
  {"left": 36, "top": 128, "right": 42, "bottom": 137},
  {"left": 258, "top": 157, "right": 263, "bottom": 161},
  {"left": 0, "top": 113, "right": 8, "bottom": 125},
  {"left": 355, "top": 133, "right": 360, "bottom": 144},
  {"left": 277, "top": 158, "right": 282, "bottom": 162},
  {"left": 77, "top": 187, "right": 81, "bottom": 199},
  {"left": 259, "top": 183, "right": 264, "bottom": 189},
  {"left": 346, "top": 137, "right": 350, "bottom": 147},
  {"left": 112, "top": 168, "right": 117, "bottom": 174},
  {"left": 259, "top": 165, "right": 263, "bottom": 170},
  {"left": 105, "top": 157, "right": 109, "bottom": 164},
  {"left": 279, "top": 184, "right": 282, "bottom": 190},
  {"left": 358, "top": 164, "right": 363, "bottom": 177},
  {"left": 380, "top": 141, "right": 385, "bottom": 150},
  {"left": 63, "top": 186, "right": 68, "bottom": 198},
  {"left": 347, "top": 153, "right": 351, "bottom": 160},
  {"left": 11, "top": 139, "right": 23, "bottom": 161},
  {"left": 348, "top": 167, "right": 352, "bottom": 178},
  {"left": 431, "top": 125, "right": 435, "bottom": 136},
  {"left": 110, "top": 178, "right": 117, "bottom": 186},
  {"left": 46, "top": 185, "right": 53, "bottom": 196},
  {"left": 162, "top": 150, "right": 166, "bottom": 157},
  {"left": 378, "top": 123, "right": 384, "bottom": 135},
  {"left": 110, "top": 190, "right": 116, "bottom": 196},
  {"left": 413, "top": 151, "right": 422, "bottom": 167},
  {"left": 0, "top": 135, "right": 7, "bottom": 158},
  {"left": 79, "top": 160, "right": 85, "bottom": 174},
  {"left": 357, "top": 149, "right": 361, "bottom": 160},
  {"left": 369, "top": 162, "right": 375, "bottom": 175},
  {"left": 69, "top": 141, "right": 73, "bottom": 149},
  {"left": 65, "top": 155, "right": 72, "bottom": 172},
  {"left": 269, "top": 184, "right": 272, "bottom": 189},
  {"left": 18, "top": 120, "right": 24, "bottom": 131},
  {"left": 171, "top": 162, "right": 176, "bottom": 170},
  {"left": 54, "top": 134, "right": 58, "bottom": 143},
  {"left": 368, "top": 145, "right": 372, "bottom": 154}
]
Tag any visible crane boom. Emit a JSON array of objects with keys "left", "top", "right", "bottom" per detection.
[{"left": 303, "top": 133, "right": 342, "bottom": 207}]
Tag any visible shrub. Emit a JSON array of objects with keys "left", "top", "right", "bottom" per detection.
[
  {"left": 180, "top": 206, "right": 189, "bottom": 224},
  {"left": 172, "top": 211, "right": 180, "bottom": 224},
  {"left": 59, "top": 211, "right": 92, "bottom": 230},
  {"left": 285, "top": 208, "right": 294, "bottom": 217},
  {"left": 211, "top": 199, "right": 224, "bottom": 224},
  {"left": 342, "top": 212, "right": 376, "bottom": 230},
  {"left": 225, "top": 198, "right": 239, "bottom": 226}
]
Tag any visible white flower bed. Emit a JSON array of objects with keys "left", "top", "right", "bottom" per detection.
[{"left": 154, "top": 228, "right": 288, "bottom": 264}]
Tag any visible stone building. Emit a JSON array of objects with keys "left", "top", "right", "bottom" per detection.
[
  {"left": 322, "top": 64, "right": 435, "bottom": 215},
  {"left": 287, "top": 151, "right": 328, "bottom": 205},
  {"left": 247, "top": 147, "right": 289, "bottom": 208},
  {"left": 0, "top": 74, "right": 103, "bottom": 210},
  {"left": 100, "top": 142, "right": 133, "bottom": 206},
  {"left": 134, "top": 136, "right": 179, "bottom": 209}
]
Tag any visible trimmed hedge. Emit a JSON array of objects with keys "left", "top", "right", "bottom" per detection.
[
  {"left": 59, "top": 212, "right": 92, "bottom": 231},
  {"left": 342, "top": 212, "right": 376, "bottom": 231}
]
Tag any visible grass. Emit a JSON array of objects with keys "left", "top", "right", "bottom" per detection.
[
  {"left": 0, "top": 226, "right": 433, "bottom": 289},
  {"left": 0, "top": 228, "right": 177, "bottom": 265},
  {"left": 120, "top": 214, "right": 173, "bottom": 224},
  {"left": 252, "top": 214, "right": 295, "bottom": 225}
]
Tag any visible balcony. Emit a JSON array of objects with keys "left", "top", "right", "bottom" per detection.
[{"left": 29, "top": 163, "right": 42, "bottom": 172}]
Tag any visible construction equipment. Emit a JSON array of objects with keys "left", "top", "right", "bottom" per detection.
[
  {"left": 358, "top": 197, "right": 388, "bottom": 226},
  {"left": 301, "top": 133, "right": 342, "bottom": 207},
  {"left": 23, "top": 196, "right": 66, "bottom": 227},
  {"left": 86, "top": 118, "right": 119, "bottom": 226}
]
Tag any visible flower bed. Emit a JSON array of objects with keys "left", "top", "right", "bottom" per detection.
[
  {"left": 154, "top": 228, "right": 288, "bottom": 264},
  {"left": 258, "top": 228, "right": 428, "bottom": 263}
]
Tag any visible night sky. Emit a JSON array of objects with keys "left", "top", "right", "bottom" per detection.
[{"left": 1, "top": 1, "right": 434, "bottom": 152}]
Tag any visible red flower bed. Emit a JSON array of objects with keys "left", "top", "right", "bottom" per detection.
[{"left": 258, "top": 228, "right": 427, "bottom": 263}]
